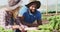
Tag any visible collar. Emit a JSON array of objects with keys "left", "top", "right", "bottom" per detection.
[
  {"left": 27, "top": 9, "right": 37, "bottom": 15},
  {"left": 29, "top": 10, "right": 33, "bottom": 15}
]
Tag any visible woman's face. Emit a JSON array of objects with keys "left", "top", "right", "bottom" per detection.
[{"left": 29, "top": 5, "right": 36, "bottom": 12}]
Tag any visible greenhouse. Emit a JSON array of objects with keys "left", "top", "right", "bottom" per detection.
[{"left": 0, "top": 0, "right": 60, "bottom": 32}]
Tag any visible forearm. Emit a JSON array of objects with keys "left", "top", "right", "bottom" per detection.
[
  {"left": 16, "top": 17, "right": 24, "bottom": 26},
  {"left": 37, "top": 20, "right": 42, "bottom": 26}
]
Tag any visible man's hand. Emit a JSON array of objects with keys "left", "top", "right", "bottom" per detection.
[
  {"left": 19, "top": 25, "right": 28, "bottom": 30},
  {"left": 19, "top": 25, "right": 28, "bottom": 32},
  {"left": 19, "top": 25, "right": 25, "bottom": 30},
  {"left": 24, "top": 27, "right": 38, "bottom": 30}
]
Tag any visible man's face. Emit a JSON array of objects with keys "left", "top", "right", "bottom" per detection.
[{"left": 29, "top": 5, "right": 36, "bottom": 12}]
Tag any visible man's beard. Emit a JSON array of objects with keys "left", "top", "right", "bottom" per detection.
[{"left": 30, "top": 10, "right": 36, "bottom": 14}]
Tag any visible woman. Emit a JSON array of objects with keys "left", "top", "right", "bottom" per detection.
[{"left": 0, "top": 0, "right": 21, "bottom": 29}]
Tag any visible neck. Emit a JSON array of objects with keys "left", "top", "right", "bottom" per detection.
[{"left": 29, "top": 10, "right": 36, "bottom": 14}]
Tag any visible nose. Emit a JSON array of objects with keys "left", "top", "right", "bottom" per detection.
[{"left": 32, "top": 7, "right": 35, "bottom": 10}]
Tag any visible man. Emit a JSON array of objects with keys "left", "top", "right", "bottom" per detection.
[{"left": 18, "top": 1, "right": 42, "bottom": 32}]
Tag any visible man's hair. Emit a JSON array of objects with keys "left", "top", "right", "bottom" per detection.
[{"left": 26, "top": 1, "right": 41, "bottom": 9}]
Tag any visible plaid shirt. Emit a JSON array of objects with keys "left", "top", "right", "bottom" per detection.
[
  {"left": 5, "top": 11, "right": 14, "bottom": 26},
  {"left": 0, "top": 8, "right": 6, "bottom": 28},
  {"left": 5, "top": 11, "right": 21, "bottom": 26}
]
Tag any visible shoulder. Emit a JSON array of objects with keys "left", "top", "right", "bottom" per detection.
[
  {"left": 19, "top": 5, "right": 28, "bottom": 11},
  {"left": 35, "top": 10, "right": 41, "bottom": 17},
  {"left": 18, "top": 6, "right": 28, "bottom": 16},
  {"left": 21, "top": 5, "right": 28, "bottom": 9},
  {"left": 19, "top": 5, "right": 28, "bottom": 13},
  {"left": 36, "top": 10, "right": 41, "bottom": 14}
]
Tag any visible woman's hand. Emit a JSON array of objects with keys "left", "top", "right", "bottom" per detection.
[{"left": 12, "top": 25, "right": 20, "bottom": 30}]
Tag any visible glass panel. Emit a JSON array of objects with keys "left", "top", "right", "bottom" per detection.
[
  {"left": 47, "top": 0, "right": 56, "bottom": 14},
  {"left": 58, "top": 0, "right": 60, "bottom": 13},
  {"left": 39, "top": 0, "right": 46, "bottom": 14}
]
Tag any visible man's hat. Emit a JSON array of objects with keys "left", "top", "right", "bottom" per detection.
[{"left": 26, "top": 1, "right": 41, "bottom": 9}]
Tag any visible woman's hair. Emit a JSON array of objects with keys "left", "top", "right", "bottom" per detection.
[{"left": 26, "top": 1, "right": 41, "bottom": 9}]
